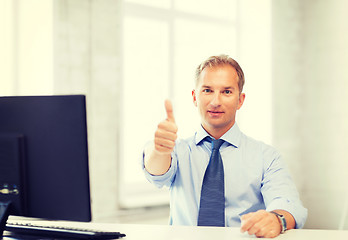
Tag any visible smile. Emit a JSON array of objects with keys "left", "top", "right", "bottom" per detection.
[{"left": 207, "top": 110, "right": 224, "bottom": 117}]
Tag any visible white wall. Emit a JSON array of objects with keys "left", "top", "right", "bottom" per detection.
[
  {"left": 273, "top": 0, "right": 348, "bottom": 229},
  {"left": 236, "top": 0, "right": 272, "bottom": 144}
]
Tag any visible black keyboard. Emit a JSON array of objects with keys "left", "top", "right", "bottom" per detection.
[{"left": 5, "top": 222, "right": 126, "bottom": 239}]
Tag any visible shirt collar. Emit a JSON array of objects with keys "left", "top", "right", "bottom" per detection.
[{"left": 195, "top": 123, "right": 241, "bottom": 148}]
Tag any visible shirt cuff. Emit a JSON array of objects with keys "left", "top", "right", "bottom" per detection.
[
  {"left": 140, "top": 148, "right": 176, "bottom": 188},
  {"left": 266, "top": 198, "right": 308, "bottom": 229}
]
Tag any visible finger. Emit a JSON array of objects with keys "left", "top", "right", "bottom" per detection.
[
  {"left": 154, "top": 138, "right": 175, "bottom": 150},
  {"left": 240, "top": 213, "right": 257, "bottom": 232},
  {"left": 155, "top": 128, "right": 177, "bottom": 141},
  {"left": 250, "top": 220, "right": 269, "bottom": 236},
  {"left": 263, "top": 229, "right": 279, "bottom": 238},
  {"left": 154, "top": 145, "right": 173, "bottom": 153},
  {"left": 240, "top": 216, "right": 249, "bottom": 233},
  {"left": 154, "top": 138, "right": 175, "bottom": 153},
  {"left": 158, "top": 120, "right": 178, "bottom": 134},
  {"left": 240, "top": 212, "right": 252, "bottom": 221},
  {"left": 257, "top": 223, "right": 279, "bottom": 238},
  {"left": 254, "top": 220, "right": 279, "bottom": 238},
  {"left": 165, "top": 99, "right": 175, "bottom": 122},
  {"left": 240, "top": 212, "right": 263, "bottom": 233}
]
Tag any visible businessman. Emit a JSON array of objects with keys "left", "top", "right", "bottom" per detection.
[{"left": 142, "top": 55, "right": 307, "bottom": 238}]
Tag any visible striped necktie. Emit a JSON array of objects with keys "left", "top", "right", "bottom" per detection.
[{"left": 198, "top": 138, "right": 225, "bottom": 227}]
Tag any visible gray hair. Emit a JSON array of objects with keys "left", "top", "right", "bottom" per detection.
[{"left": 195, "top": 54, "right": 245, "bottom": 94}]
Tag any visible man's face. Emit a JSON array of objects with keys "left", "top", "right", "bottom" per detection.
[{"left": 192, "top": 65, "right": 245, "bottom": 138}]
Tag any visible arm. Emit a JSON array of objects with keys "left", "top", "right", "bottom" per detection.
[
  {"left": 240, "top": 147, "right": 306, "bottom": 238},
  {"left": 144, "top": 100, "right": 178, "bottom": 176}
]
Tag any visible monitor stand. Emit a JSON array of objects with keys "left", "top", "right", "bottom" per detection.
[{"left": 0, "top": 201, "right": 11, "bottom": 238}]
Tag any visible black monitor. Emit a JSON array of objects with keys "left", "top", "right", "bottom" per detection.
[{"left": 0, "top": 95, "right": 91, "bottom": 236}]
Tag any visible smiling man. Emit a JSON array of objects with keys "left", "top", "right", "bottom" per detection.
[{"left": 142, "top": 55, "right": 307, "bottom": 238}]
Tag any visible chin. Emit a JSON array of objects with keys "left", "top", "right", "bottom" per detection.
[{"left": 208, "top": 120, "right": 234, "bottom": 130}]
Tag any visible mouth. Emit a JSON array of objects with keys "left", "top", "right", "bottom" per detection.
[{"left": 207, "top": 110, "right": 224, "bottom": 117}]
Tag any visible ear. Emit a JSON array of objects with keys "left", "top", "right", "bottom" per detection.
[
  {"left": 192, "top": 89, "right": 198, "bottom": 107},
  {"left": 237, "top": 93, "right": 245, "bottom": 110}
]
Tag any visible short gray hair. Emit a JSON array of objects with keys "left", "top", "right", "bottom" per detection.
[{"left": 195, "top": 54, "right": 245, "bottom": 93}]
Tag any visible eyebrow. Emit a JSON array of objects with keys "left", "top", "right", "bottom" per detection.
[
  {"left": 201, "top": 85, "right": 235, "bottom": 90},
  {"left": 224, "top": 86, "right": 235, "bottom": 90}
]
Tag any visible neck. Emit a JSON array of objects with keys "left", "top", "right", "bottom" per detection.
[{"left": 202, "top": 124, "right": 234, "bottom": 140}]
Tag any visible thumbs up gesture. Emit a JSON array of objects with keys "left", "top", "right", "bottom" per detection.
[
  {"left": 144, "top": 100, "right": 178, "bottom": 175},
  {"left": 154, "top": 99, "right": 178, "bottom": 154}
]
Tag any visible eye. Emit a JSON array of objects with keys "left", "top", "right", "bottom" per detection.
[
  {"left": 203, "top": 89, "right": 212, "bottom": 93},
  {"left": 223, "top": 90, "right": 232, "bottom": 94}
]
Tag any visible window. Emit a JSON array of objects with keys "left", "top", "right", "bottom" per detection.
[
  {"left": 120, "top": 0, "right": 238, "bottom": 208},
  {"left": 0, "top": 0, "right": 15, "bottom": 95},
  {"left": 0, "top": 0, "right": 54, "bottom": 96}
]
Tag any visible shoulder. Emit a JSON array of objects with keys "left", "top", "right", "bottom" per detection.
[{"left": 239, "top": 131, "right": 281, "bottom": 162}]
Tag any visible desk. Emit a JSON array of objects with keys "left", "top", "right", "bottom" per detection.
[
  {"left": 4, "top": 221, "right": 348, "bottom": 240},
  {"left": 102, "top": 224, "right": 348, "bottom": 240}
]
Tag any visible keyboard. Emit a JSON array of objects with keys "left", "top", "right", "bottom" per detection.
[{"left": 5, "top": 222, "right": 126, "bottom": 239}]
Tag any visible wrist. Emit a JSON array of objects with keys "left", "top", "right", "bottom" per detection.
[{"left": 270, "top": 211, "right": 287, "bottom": 234}]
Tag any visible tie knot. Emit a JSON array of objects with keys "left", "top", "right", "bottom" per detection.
[{"left": 212, "top": 139, "right": 224, "bottom": 150}]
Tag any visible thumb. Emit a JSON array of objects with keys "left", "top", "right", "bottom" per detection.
[{"left": 164, "top": 99, "right": 175, "bottom": 122}]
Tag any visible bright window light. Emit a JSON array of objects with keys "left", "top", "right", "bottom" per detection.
[{"left": 120, "top": 0, "right": 238, "bottom": 208}]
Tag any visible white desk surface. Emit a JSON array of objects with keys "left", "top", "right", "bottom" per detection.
[
  {"left": 5, "top": 220, "right": 348, "bottom": 240},
  {"left": 98, "top": 223, "right": 348, "bottom": 240}
]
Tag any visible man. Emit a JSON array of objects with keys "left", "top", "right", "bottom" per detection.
[{"left": 142, "top": 55, "right": 307, "bottom": 238}]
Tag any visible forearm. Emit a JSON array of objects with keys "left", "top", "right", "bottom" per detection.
[{"left": 144, "top": 144, "right": 172, "bottom": 176}]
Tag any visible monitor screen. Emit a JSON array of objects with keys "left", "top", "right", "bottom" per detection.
[{"left": 0, "top": 95, "right": 91, "bottom": 223}]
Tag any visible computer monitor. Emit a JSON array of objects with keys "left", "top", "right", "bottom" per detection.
[{"left": 0, "top": 95, "right": 91, "bottom": 234}]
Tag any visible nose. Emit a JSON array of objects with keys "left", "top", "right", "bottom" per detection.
[{"left": 210, "top": 92, "right": 221, "bottom": 107}]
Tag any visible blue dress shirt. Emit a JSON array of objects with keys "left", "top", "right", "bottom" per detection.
[{"left": 142, "top": 123, "right": 307, "bottom": 228}]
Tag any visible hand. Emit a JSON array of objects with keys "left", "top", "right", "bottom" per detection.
[
  {"left": 154, "top": 99, "right": 178, "bottom": 154},
  {"left": 240, "top": 210, "right": 281, "bottom": 238}
]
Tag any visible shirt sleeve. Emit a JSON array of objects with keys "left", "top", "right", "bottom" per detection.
[
  {"left": 140, "top": 141, "right": 178, "bottom": 188},
  {"left": 261, "top": 146, "right": 308, "bottom": 229}
]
